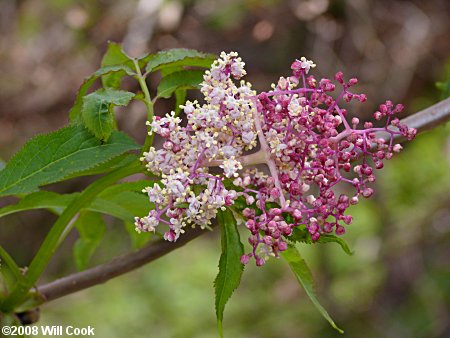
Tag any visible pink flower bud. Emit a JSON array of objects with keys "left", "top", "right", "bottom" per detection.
[
  {"left": 343, "top": 215, "right": 353, "bottom": 224},
  {"left": 336, "top": 225, "right": 346, "bottom": 235},
  {"left": 348, "top": 78, "right": 358, "bottom": 86},
  {"left": 243, "top": 208, "right": 255, "bottom": 218},
  {"left": 395, "top": 104, "right": 404, "bottom": 113},
  {"left": 393, "top": 144, "right": 403, "bottom": 153},
  {"left": 311, "top": 233, "right": 321, "bottom": 241},
  {"left": 256, "top": 257, "right": 265, "bottom": 266},
  {"left": 270, "top": 187, "right": 281, "bottom": 199},
  {"left": 164, "top": 230, "right": 177, "bottom": 242},
  {"left": 362, "top": 187, "right": 374, "bottom": 198},
  {"left": 246, "top": 219, "right": 255, "bottom": 230},
  {"left": 334, "top": 71, "right": 344, "bottom": 83},
  {"left": 324, "top": 222, "right": 333, "bottom": 233},
  {"left": 263, "top": 236, "right": 273, "bottom": 245},
  {"left": 270, "top": 208, "right": 282, "bottom": 216},
  {"left": 375, "top": 161, "right": 384, "bottom": 169},
  {"left": 350, "top": 196, "right": 359, "bottom": 205},
  {"left": 278, "top": 241, "right": 288, "bottom": 251},
  {"left": 240, "top": 255, "right": 250, "bottom": 265}
]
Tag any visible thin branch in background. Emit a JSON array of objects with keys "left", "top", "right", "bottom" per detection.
[
  {"left": 38, "top": 226, "right": 210, "bottom": 303},
  {"left": 376, "top": 97, "right": 450, "bottom": 143}
]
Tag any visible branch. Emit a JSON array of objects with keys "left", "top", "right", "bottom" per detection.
[
  {"left": 401, "top": 97, "right": 450, "bottom": 133},
  {"left": 37, "top": 226, "right": 210, "bottom": 304},
  {"left": 376, "top": 97, "right": 450, "bottom": 142},
  {"left": 29, "top": 98, "right": 450, "bottom": 307}
]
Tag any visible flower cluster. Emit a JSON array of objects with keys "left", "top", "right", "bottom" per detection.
[
  {"left": 137, "top": 52, "right": 416, "bottom": 265},
  {"left": 136, "top": 52, "right": 257, "bottom": 241}
]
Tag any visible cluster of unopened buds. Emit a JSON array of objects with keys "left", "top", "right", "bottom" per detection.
[{"left": 135, "top": 52, "right": 416, "bottom": 266}]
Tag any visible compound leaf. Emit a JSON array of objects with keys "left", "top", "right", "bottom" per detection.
[
  {"left": 124, "top": 221, "right": 153, "bottom": 249},
  {"left": 101, "top": 42, "right": 134, "bottom": 89},
  {"left": 0, "top": 191, "right": 76, "bottom": 218},
  {"left": 214, "top": 208, "right": 244, "bottom": 337},
  {"left": 157, "top": 70, "right": 204, "bottom": 99},
  {"left": 73, "top": 211, "right": 106, "bottom": 270},
  {"left": 0, "top": 182, "right": 153, "bottom": 224},
  {"left": 81, "top": 88, "right": 134, "bottom": 141},
  {"left": 0, "top": 125, "right": 139, "bottom": 197},
  {"left": 281, "top": 246, "right": 344, "bottom": 334},
  {"left": 63, "top": 153, "right": 140, "bottom": 179},
  {"left": 287, "top": 228, "right": 353, "bottom": 256},
  {"left": 145, "top": 49, "right": 215, "bottom": 73},
  {"left": 317, "top": 235, "right": 353, "bottom": 255},
  {"left": 69, "top": 65, "right": 135, "bottom": 122}
]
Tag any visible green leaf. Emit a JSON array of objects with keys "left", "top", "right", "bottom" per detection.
[
  {"left": 145, "top": 49, "right": 215, "bottom": 73},
  {"left": 63, "top": 153, "right": 141, "bottom": 179},
  {"left": 69, "top": 65, "right": 135, "bottom": 122},
  {"left": 288, "top": 227, "right": 311, "bottom": 243},
  {"left": 0, "top": 125, "right": 139, "bottom": 197},
  {"left": 157, "top": 70, "right": 205, "bottom": 99},
  {"left": 287, "top": 228, "right": 353, "bottom": 256},
  {"left": 214, "top": 208, "right": 244, "bottom": 338},
  {"left": 101, "top": 42, "right": 134, "bottom": 89},
  {"left": 0, "top": 162, "right": 141, "bottom": 313},
  {"left": 0, "top": 246, "right": 23, "bottom": 289},
  {"left": 73, "top": 211, "right": 106, "bottom": 270},
  {"left": 89, "top": 197, "right": 136, "bottom": 223},
  {"left": 174, "top": 202, "right": 189, "bottom": 208},
  {"left": 91, "top": 182, "right": 155, "bottom": 223},
  {"left": 174, "top": 89, "right": 187, "bottom": 115},
  {"left": 82, "top": 88, "right": 135, "bottom": 141},
  {"left": 97, "top": 191, "right": 152, "bottom": 219},
  {"left": 317, "top": 235, "right": 353, "bottom": 255},
  {"left": 281, "top": 246, "right": 344, "bottom": 334},
  {"left": 0, "top": 191, "right": 76, "bottom": 218},
  {"left": 99, "top": 180, "right": 153, "bottom": 196},
  {"left": 124, "top": 221, "right": 153, "bottom": 249},
  {"left": 0, "top": 180, "right": 154, "bottom": 221}
]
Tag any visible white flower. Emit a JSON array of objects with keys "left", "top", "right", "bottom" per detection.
[
  {"left": 221, "top": 145, "right": 239, "bottom": 158},
  {"left": 241, "top": 131, "right": 256, "bottom": 145},
  {"left": 306, "top": 195, "right": 316, "bottom": 204},
  {"left": 299, "top": 57, "right": 316, "bottom": 74},
  {"left": 220, "top": 157, "right": 243, "bottom": 178},
  {"left": 134, "top": 210, "right": 159, "bottom": 233}
]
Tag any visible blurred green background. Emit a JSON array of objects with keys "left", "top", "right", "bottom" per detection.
[{"left": 0, "top": 0, "right": 449, "bottom": 337}]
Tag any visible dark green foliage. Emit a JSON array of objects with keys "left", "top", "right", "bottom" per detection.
[
  {"left": 101, "top": 42, "right": 135, "bottom": 89},
  {"left": 73, "top": 211, "right": 106, "bottom": 270},
  {"left": 0, "top": 125, "right": 139, "bottom": 197},
  {"left": 214, "top": 209, "right": 244, "bottom": 337},
  {"left": 157, "top": 70, "right": 206, "bottom": 99},
  {"left": 281, "top": 246, "right": 344, "bottom": 334},
  {"left": 69, "top": 65, "right": 135, "bottom": 122},
  {"left": 145, "top": 48, "right": 216, "bottom": 73},
  {"left": 81, "top": 88, "right": 134, "bottom": 141}
]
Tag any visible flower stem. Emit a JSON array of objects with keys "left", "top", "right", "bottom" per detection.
[
  {"left": 133, "top": 59, "right": 154, "bottom": 151},
  {"left": 250, "top": 101, "right": 287, "bottom": 208}
]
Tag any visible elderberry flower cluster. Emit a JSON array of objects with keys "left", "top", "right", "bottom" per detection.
[
  {"left": 136, "top": 52, "right": 257, "bottom": 241},
  {"left": 137, "top": 51, "right": 416, "bottom": 266}
]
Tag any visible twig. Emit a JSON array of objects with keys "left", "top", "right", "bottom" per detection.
[{"left": 376, "top": 97, "right": 450, "bottom": 142}]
